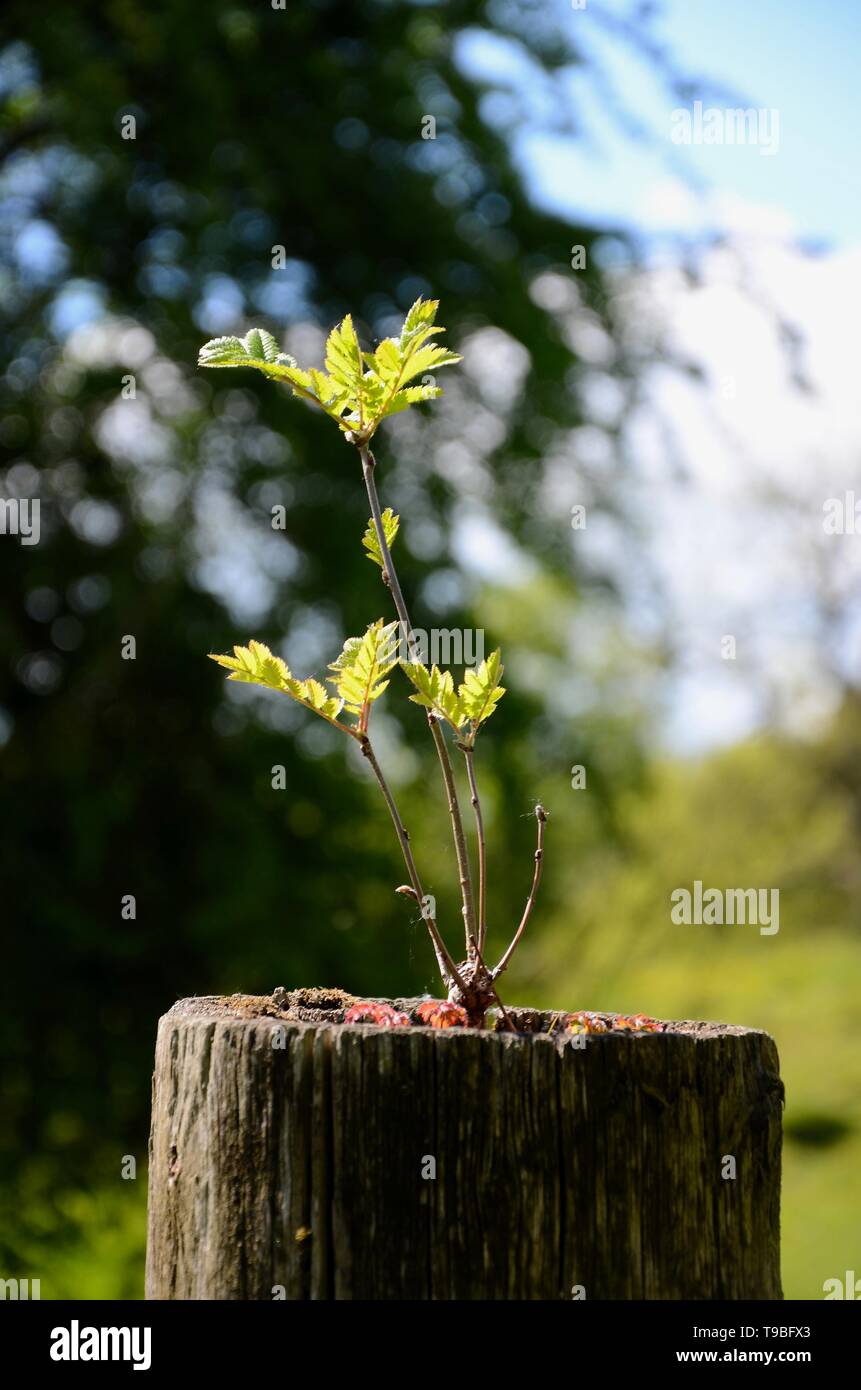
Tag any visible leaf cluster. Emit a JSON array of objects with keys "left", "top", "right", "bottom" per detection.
[
  {"left": 209, "top": 618, "right": 399, "bottom": 738},
  {"left": 198, "top": 299, "right": 461, "bottom": 444},
  {"left": 400, "top": 649, "right": 505, "bottom": 746}
]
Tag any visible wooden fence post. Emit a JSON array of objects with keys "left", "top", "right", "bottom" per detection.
[{"left": 146, "top": 995, "right": 783, "bottom": 1299}]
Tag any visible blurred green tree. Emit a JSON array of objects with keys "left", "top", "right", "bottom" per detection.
[{"left": 0, "top": 1, "right": 659, "bottom": 1289}]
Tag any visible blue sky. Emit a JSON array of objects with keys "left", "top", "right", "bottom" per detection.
[
  {"left": 459, "top": 0, "right": 861, "bottom": 250},
  {"left": 458, "top": 1, "right": 861, "bottom": 752}
]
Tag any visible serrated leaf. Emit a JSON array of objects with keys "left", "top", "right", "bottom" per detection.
[
  {"left": 306, "top": 367, "right": 345, "bottom": 410},
  {"left": 328, "top": 619, "right": 399, "bottom": 728},
  {"left": 198, "top": 329, "right": 296, "bottom": 370},
  {"left": 209, "top": 640, "right": 344, "bottom": 725},
  {"left": 198, "top": 299, "right": 460, "bottom": 442},
  {"left": 400, "top": 298, "right": 439, "bottom": 347},
  {"left": 197, "top": 335, "right": 245, "bottom": 366},
  {"left": 381, "top": 383, "right": 442, "bottom": 420},
  {"left": 362, "top": 508, "right": 400, "bottom": 568},
  {"left": 279, "top": 363, "right": 313, "bottom": 392},
  {"left": 325, "top": 314, "right": 364, "bottom": 395},
  {"left": 209, "top": 639, "right": 291, "bottom": 689},
  {"left": 299, "top": 677, "right": 323, "bottom": 708},
  {"left": 395, "top": 343, "right": 462, "bottom": 389},
  {"left": 365, "top": 337, "right": 402, "bottom": 384},
  {"left": 459, "top": 648, "right": 505, "bottom": 731},
  {"left": 197, "top": 329, "right": 355, "bottom": 421},
  {"left": 400, "top": 660, "right": 466, "bottom": 729},
  {"left": 244, "top": 328, "right": 283, "bottom": 363},
  {"left": 347, "top": 298, "right": 459, "bottom": 435}
]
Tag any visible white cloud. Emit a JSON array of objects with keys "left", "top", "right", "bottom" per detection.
[{"left": 613, "top": 206, "right": 861, "bottom": 749}]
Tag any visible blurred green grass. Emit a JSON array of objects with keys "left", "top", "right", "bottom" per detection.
[
  {"left": 531, "top": 931, "right": 861, "bottom": 1299},
  {"left": 524, "top": 727, "right": 861, "bottom": 1300},
  {"left": 2, "top": 1169, "right": 146, "bottom": 1300}
]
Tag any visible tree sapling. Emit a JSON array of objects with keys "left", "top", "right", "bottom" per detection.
[{"left": 200, "top": 300, "right": 547, "bottom": 1028}]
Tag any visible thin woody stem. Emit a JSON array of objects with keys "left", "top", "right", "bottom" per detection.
[
  {"left": 461, "top": 745, "right": 487, "bottom": 954},
  {"left": 358, "top": 442, "right": 477, "bottom": 952},
  {"left": 432, "top": 724, "right": 476, "bottom": 956},
  {"left": 492, "top": 805, "right": 548, "bottom": 981},
  {"left": 468, "top": 934, "right": 516, "bottom": 1034},
  {"left": 360, "top": 735, "right": 465, "bottom": 992}
]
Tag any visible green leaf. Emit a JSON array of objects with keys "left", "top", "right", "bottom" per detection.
[
  {"left": 335, "top": 297, "right": 459, "bottom": 437},
  {"left": 243, "top": 328, "right": 283, "bottom": 363},
  {"left": 209, "top": 640, "right": 344, "bottom": 723},
  {"left": 365, "top": 337, "right": 401, "bottom": 384},
  {"left": 459, "top": 649, "right": 506, "bottom": 731},
  {"left": 394, "top": 342, "right": 462, "bottom": 389},
  {"left": 328, "top": 619, "right": 399, "bottom": 727},
  {"left": 399, "top": 297, "right": 440, "bottom": 349},
  {"left": 198, "top": 329, "right": 348, "bottom": 420},
  {"left": 381, "top": 383, "right": 442, "bottom": 420},
  {"left": 197, "top": 299, "right": 461, "bottom": 442},
  {"left": 198, "top": 329, "right": 294, "bottom": 370},
  {"left": 301, "top": 677, "right": 338, "bottom": 713},
  {"left": 209, "top": 639, "right": 291, "bottom": 689},
  {"left": 307, "top": 367, "right": 347, "bottom": 412},
  {"left": 325, "top": 314, "right": 364, "bottom": 400},
  {"left": 362, "top": 508, "right": 400, "bottom": 568},
  {"left": 400, "top": 660, "right": 466, "bottom": 729}
]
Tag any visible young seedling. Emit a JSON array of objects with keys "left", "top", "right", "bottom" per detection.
[{"left": 200, "top": 300, "right": 548, "bottom": 1027}]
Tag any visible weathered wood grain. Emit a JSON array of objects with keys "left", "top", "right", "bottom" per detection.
[{"left": 146, "top": 997, "right": 783, "bottom": 1300}]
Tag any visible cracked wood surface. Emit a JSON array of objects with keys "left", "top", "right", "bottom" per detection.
[{"left": 145, "top": 995, "right": 783, "bottom": 1300}]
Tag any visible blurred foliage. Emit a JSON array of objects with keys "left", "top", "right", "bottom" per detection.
[
  {"left": 0, "top": 0, "right": 643, "bottom": 1295},
  {"left": 528, "top": 708, "right": 861, "bottom": 1300},
  {"left": 0, "top": 1, "right": 856, "bottom": 1301}
]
